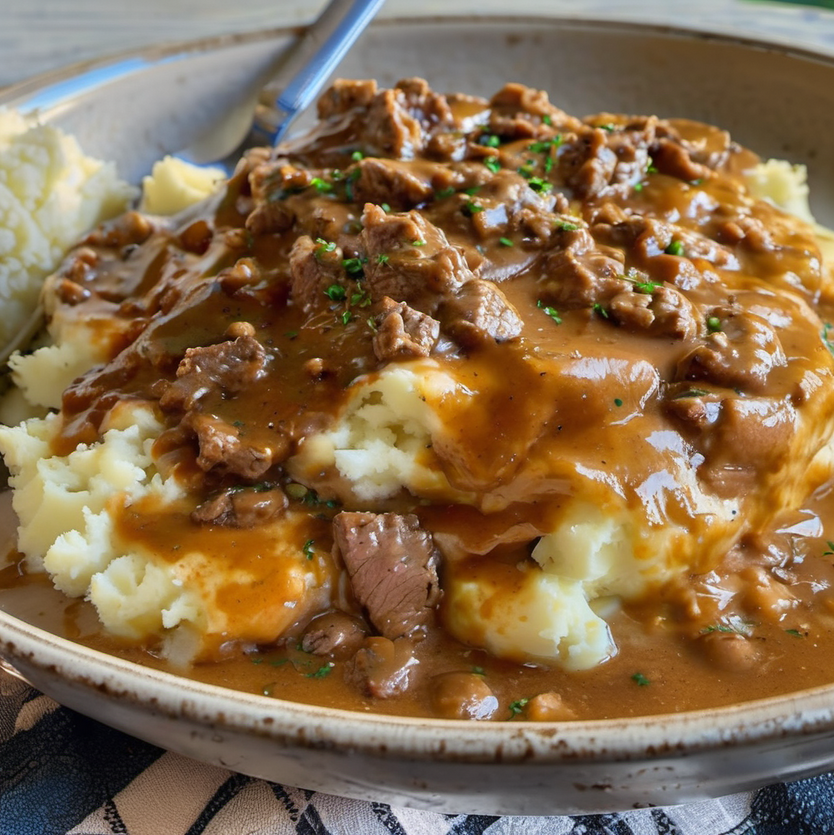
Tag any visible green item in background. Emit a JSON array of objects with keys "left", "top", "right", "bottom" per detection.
[{"left": 745, "top": 0, "right": 834, "bottom": 7}]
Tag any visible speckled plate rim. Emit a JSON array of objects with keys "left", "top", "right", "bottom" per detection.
[{"left": 1, "top": 13, "right": 834, "bottom": 772}]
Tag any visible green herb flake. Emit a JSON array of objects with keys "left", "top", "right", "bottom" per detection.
[
  {"left": 412, "top": 239, "right": 427, "bottom": 247},
  {"left": 307, "top": 663, "right": 334, "bottom": 679},
  {"left": 631, "top": 672, "right": 650, "bottom": 687},
  {"left": 484, "top": 156, "right": 502, "bottom": 174},
  {"left": 554, "top": 219, "right": 579, "bottom": 232},
  {"left": 647, "top": 162, "right": 659, "bottom": 174},
  {"left": 600, "top": 123, "right": 616, "bottom": 132},
  {"left": 376, "top": 254, "right": 390, "bottom": 265},
  {"left": 302, "top": 539, "right": 315, "bottom": 560},
  {"left": 822, "top": 323, "right": 834, "bottom": 356},
  {"left": 526, "top": 176, "right": 552, "bottom": 194},
  {"left": 324, "top": 284, "right": 347, "bottom": 302},
  {"left": 614, "top": 397, "right": 623, "bottom": 407},
  {"left": 463, "top": 201, "right": 485, "bottom": 216},
  {"left": 351, "top": 150, "right": 365, "bottom": 161},
  {"left": 270, "top": 658, "right": 289, "bottom": 667},
  {"left": 707, "top": 316, "right": 722, "bottom": 333},
  {"left": 633, "top": 182, "right": 644, "bottom": 192},
  {"left": 542, "top": 114, "right": 553, "bottom": 126},
  {"left": 340, "top": 310, "right": 353, "bottom": 325},
  {"left": 285, "top": 330, "right": 299, "bottom": 339},
  {"left": 480, "top": 133, "right": 501, "bottom": 148},
  {"left": 665, "top": 240, "right": 685, "bottom": 256},
  {"left": 342, "top": 256, "right": 367, "bottom": 275},
  {"left": 435, "top": 186, "right": 456, "bottom": 200},
  {"left": 508, "top": 698, "right": 529, "bottom": 718},
  {"left": 592, "top": 303, "right": 609, "bottom": 319},
  {"left": 674, "top": 388, "right": 709, "bottom": 399},
  {"left": 472, "top": 666, "right": 486, "bottom": 676},
  {"left": 499, "top": 237, "right": 514, "bottom": 247},
  {"left": 314, "top": 237, "right": 337, "bottom": 258},
  {"left": 624, "top": 269, "right": 661, "bottom": 294},
  {"left": 536, "top": 299, "right": 562, "bottom": 324},
  {"left": 310, "top": 177, "right": 333, "bottom": 193},
  {"left": 251, "top": 657, "right": 264, "bottom": 665},
  {"left": 823, "top": 540, "right": 834, "bottom": 557},
  {"left": 380, "top": 202, "right": 392, "bottom": 213},
  {"left": 785, "top": 629, "right": 806, "bottom": 638}
]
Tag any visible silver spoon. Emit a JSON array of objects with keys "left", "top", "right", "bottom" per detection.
[
  {"left": 0, "top": 0, "right": 385, "bottom": 367},
  {"left": 182, "top": 0, "right": 386, "bottom": 169}
]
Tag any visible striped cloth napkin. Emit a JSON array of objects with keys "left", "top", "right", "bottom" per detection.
[{"left": 2, "top": 671, "right": 832, "bottom": 835}]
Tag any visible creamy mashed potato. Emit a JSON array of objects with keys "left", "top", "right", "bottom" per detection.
[{"left": 0, "top": 109, "right": 135, "bottom": 345}]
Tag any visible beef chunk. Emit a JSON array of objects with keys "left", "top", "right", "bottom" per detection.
[
  {"left": 372, "top": 297, "right": 440, "bottom": 361},
  {"left": 186, "top": 413, "right": 281, "bottom": 479},
  {"left": 300, "top": 611, "right": 368, "bottom": 658},
  {"left": 346, "top": 636, "right": 419, "bottom": 699},
  {"left": 439, "top": 279, "right": 523, "bottom": 346},
  {"left": 159, "top": 333, "right": 266, "bottom": 413},
  {"left": 332, "top": 511, "right": 441, "bottom": 640},
  {"left": 317, "top": 78, "right": 379, "bottom": 119},
  {"left": 429, "top": 672, "right": 499, "bottom": 720},
  {"left": 651, "top": 137, "right": 713, "bottom": 183},
  {"left": 289, "top": 234, "right": 347, "bottom": 314},
  {"left": 360, "top": 203, "right": 474, "bottom": 309},
  {"left": 608, "top": 284, "right": 699, "bottom": 340},
  {"left": 191, "top": 485, "right": 288, "bottom": 528},
  {"left": 351, "top": 157, "right": 434, "bottom": 209},
  {"left": 675, "top": 308, "right": 787, "bottom": 393},
  {"left": 540, "top": 227, "right": 627, "bottom": 308},
  {"left": 488, "top": 83, "right": 582, "bottom": 139}
]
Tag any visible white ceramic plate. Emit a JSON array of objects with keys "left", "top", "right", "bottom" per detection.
[{"left": 4, "top": 15, "right": 834, "bottom": 815}]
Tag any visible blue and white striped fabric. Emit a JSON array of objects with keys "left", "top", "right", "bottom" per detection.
[{"left": 3, "top": 672, "right": 833, "bottom": 835}]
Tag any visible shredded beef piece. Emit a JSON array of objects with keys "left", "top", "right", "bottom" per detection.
[
  {"left": 289, "top": 235, "right": 347, "bottom": 314},
  {"left": 675, "top": 308, "right": 787, "bottom": 393},
  {"left": 84, "top": 211, "right": 154, "bottom": 250},
  {"left": 651, "top": 137, "right": 713, "bottom": 183},
  {"left": 608, "top": 284, "right": 700, "bottom": 339},
  {"left": 540, "top": 227, "right": 627, "bottom": 308},
  {"left": 346, "top": 636, "right": 419, "bottom": 699},
  {"left": 191, "top": 485, "right": 288, "bottom": 527},
  {"left": 301, "top": 611, "right": 368, "bottom": 658},
  {"left": 372, "top": 297, "right": 440, "bottom": 361},
  {"left": 350, "top": 157, "right": 434, "bottom": 209},
  {"left": 159, "top": 333, "right": 266, "bottom": 412},
  {"left": 360, "top": 203, "right": 473, "bottom": 308},
  {"left": 488, "top": 83, "right": 582, "bottom": 138},
  {"left": 186, "top": 413, "right": 280, "bottom": 479},
  {"left": 317, "top": 78, "right": 379, "bottom": 119},
  {"left": 559, "top": 127, "right": 618, "bottom": 198},
  {"left": 332, "top": 511, "right": 441, "bottom": 641},
  {"left": 439, "top": 279, "right": 523, "bottom": 346}
]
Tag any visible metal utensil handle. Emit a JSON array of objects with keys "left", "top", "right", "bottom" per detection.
[{"left": 257, "top": 0, "right": 386, "bottom": 137}]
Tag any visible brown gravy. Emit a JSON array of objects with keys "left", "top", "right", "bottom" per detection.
[{"left": 5, "top": 78, "right": 834, "bottom": 721}]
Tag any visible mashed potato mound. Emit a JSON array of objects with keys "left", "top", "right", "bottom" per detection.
[
  {"left": 140, "top": 155, "right": 225, "bottom": 215},
  {"left": 0, "top": 109, "right": 135, "bottom": 345}
]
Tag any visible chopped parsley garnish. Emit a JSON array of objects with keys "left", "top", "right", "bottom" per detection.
[
  {"left": 471, "top": 666, "right": 486, "bottom": 676},
  {"left": 707, "top": 316, "right": 722, "bottom": 333},
  {"left": 251, "top": 657, "right": 264, "bottom": 665},
  {"left": 499, "top": 237, "right": 514, "bottom": 247},
  {"left": 614, "top": 397, "right": 623, "bottom": 407},
  {"left": 340, "top": 310, "right": 353, "bottom": 325},
  {"left": 528, "top": 136, "right": 563, "bottom": 153},
  {"left": 542, "top": 114, "right": 553, "bottom": 126},
  {"left": 314, "top": 238, "right": 336, "bottom": 258},
  {"left": 435, "top": 186, "right": 456, "bottom": 200},
  {"left": 600, "top": 123, "right": 616, "bottom": 132},
  {"left": 785, "top": 629, "right": 806, "bottom": 638},
  {"left": 463, "top": 201, "right": 485, "bottom": 216},
  {"left": 823, "top": 540, "right": 834, "bottom": 557},
  {"left": 633, "top": 182, "right": 644, "bottom": 192},
  {"left": 300, "top": 489, "right": 339, "bottom": 509},
  {"left": 344, "top": 168, "right": 362, "bottom": 201},
  {"left": 508, "top": 698, "right": 529, "bottom": 718},
  {"left": 674, "top": 388, "right": 709, "bottom": 399},
  {"left": 484, "top": 156, "right": 502, "bottom": 174},
  {"left": 526, "top": 176, "right": 552, "bottom": 194},
  {"left": 310, "top": 177, "right": 332, "bottom": 193},
  {"left": 285, "top": 330, "right": 299, "bottom": 339},
  {"left": 376, "top": 254, "right": 390, "bottom": 265},
  {"left": 479, "top": 133, "right": 501, "bottom": 148},
  {"left": 350, "top": 289, "right": 372, "bottom": 307},
  {"left": 351, "top": 150, "right": 365, "bottom": 161},
  {"left": 623, "top": 269, "right": 660, "bottom": 294},
  {"left": 665, "top": 240, "right": 685, "bottom": 256},
  {"left": 592, "top": 302, "right": 609, "bottom": 319},
  {"left": 302, "top": 539, "right": 315, "bottom": 560},
  {"left": 536, "top": 299, "right": 562, "bottom": 324},
  {"left": 380, "top": 202, "right": 392, "bottom": 213},
  {"left": 554, "top": 219, "right": 579, "bottom": 232},
  {"left": 822, "top": 323, "right": 834, "bottom": 356},
  {"left": 412, "top": 239, "right": 427, "bottom": 247},
  {"left": 701, "top": 617, "right": 755, "bottom": 637},
  {"left": 307, "top": 663, "right": 334, "bottom": 679},
  {"left": 631, "top": 672, "right": 650, "bottom": 686},
  {"left": 342, "top": 256, "right": 367, "bottom": 275},
  {"left": 324, "top": 284, "right": 347, "bottom": 301},
  {"left": 517, "top": 160, "right": 535, "bottom": 178},
  {"left": 647, "top": 162, "right": 659, "bottom": 174}
]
